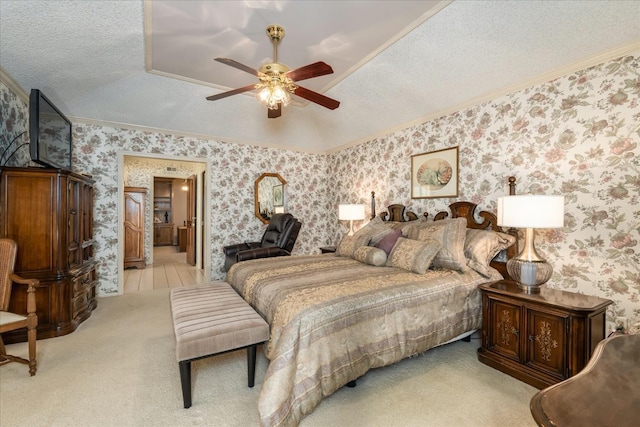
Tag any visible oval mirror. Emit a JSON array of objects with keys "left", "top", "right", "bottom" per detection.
[{"left": 254, "top": 172, "right": 286, "bottom": 224}]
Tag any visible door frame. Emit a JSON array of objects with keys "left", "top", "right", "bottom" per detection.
[
  {"left": 117, "top": 151, "right": 211, "bottom": 295},
  {"left": 185, "top": 175, "right": 196, "bottom": 266}
]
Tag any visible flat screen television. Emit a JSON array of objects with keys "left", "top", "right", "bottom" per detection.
[{"left": 29, "top": 89, "right": 72, "bottom": 171}]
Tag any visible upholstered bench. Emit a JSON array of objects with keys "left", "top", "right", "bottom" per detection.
[{"left": 169, "top": 282, "right": 269, "bottom": 408}]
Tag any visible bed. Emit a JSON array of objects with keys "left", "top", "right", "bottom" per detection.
[{"left": 227, "top": 194, "right": 518, "bottom": 427}]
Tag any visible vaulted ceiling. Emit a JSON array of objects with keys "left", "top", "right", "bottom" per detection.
[{"left": 1, "top": 1, "right": 639, "bottom": 152}]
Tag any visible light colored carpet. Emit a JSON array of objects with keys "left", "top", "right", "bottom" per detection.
[{"left": 0, "top": 287, "right": 538, "bottom": 427}]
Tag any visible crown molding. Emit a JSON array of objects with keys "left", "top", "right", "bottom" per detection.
[
  {"left": 0, "top": 66, "right": 29, "bottom": 102},
  {"left": 68, "top": 116, "right": 328, "bottom": 155},
  {"left": 329, "top": 41, "right": 640, "bottom": 154}
]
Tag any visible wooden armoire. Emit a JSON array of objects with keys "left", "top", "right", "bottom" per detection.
[
  {"left": 124, "top": 186, "right": 146, "bottom": 269},
  {"left": 0, "top": 167, "right": 97, "bottom": 343}
]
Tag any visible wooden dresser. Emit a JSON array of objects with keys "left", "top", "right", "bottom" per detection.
[
  {"left": 0, "top": 167, "right": 98, "bottom": 343},
  {"left": 124, "top": 186, "right": 146, "bottom": 269},
  {"left": 477, "top": 280, "right": 612, "bottom": 389}
]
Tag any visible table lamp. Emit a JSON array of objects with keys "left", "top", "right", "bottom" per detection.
[
  {"left": 338, "top": 204, "right": 365, "bottom": 236},
  {"left": 497, "top": 195, "right": 565, "bottom": 291}
]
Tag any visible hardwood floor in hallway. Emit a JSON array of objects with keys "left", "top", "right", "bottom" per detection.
[{"left": 123, "top": 246, "right": 207, "bottom": 293}]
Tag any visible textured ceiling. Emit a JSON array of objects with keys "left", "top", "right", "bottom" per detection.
[
  {"left": 1, "top": 0, "right": 639, "bottom": 153},
  {"left": 147, "top": 1, "right": 446, "bottom": 99}
]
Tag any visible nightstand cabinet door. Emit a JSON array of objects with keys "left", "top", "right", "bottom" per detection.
[
  {"left": 487, "top": 299, "right": 522, "bottom": 361},
  {"left": 526, "top": 308, "right": 568, "bottom": 381}
]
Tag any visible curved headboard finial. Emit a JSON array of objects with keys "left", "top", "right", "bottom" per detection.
[
  {"left": 508, "top": 176, "right": 516, "bottom": 196},
  {"left": 371, "top": 191, "right": 376, "bottom": 220}
]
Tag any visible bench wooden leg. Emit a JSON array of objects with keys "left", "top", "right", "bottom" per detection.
[
  {"left": 247, "top": 344, "right": 257, "bottom": 388},
  {"left": 179, "top": 360, "right": 192, "bottom": 408}
]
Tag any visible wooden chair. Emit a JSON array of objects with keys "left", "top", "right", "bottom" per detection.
[{"left": 0, "top": 238, "right": 38, "bottom": 376}]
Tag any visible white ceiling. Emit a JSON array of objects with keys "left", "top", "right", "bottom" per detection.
[{"left": 1, "top": 1, "right": 639, "bottom": 153}]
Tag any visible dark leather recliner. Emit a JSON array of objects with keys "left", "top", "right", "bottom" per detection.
[{"left": 223, "top": 213, "right": 302, "bottom": 272}]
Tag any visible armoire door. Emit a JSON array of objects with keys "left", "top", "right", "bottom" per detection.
[{"left": 124, "top": 187, "right": 146, "bottom": 269}]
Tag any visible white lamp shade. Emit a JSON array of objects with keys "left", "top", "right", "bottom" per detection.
[
  {"left": 338, "top": 204, "right": 365, "bottom": 221},
  {"left": 497, "top": 195, "right": 565, "bottom": 228}
]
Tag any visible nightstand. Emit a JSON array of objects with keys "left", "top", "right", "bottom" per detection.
[
  {"left": 477, "top": 280, "right": 612, "bottom": 389},
  {"left": 320, "top": 246, "right": 336, "bottom": 254}
]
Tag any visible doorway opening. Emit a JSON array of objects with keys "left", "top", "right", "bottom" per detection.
[{"left": 118, "top": 153, "right": 210, "bottom": 294}]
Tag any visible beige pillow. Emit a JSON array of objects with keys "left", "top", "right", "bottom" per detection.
[
  {"left": 353, "top": 246, "right": 388, "bottom": 267},
  {"left": 386, "top": 238, "right": 441, "bottom": 274},
  {"left": 353, "top": 216, "right": 394, "bottom": 246},
  {"left": 406, "top": 217, "right": 467, "bottom": 271},
  {"left": 384, "top": 220, "right": 419, "bottom": 235},
  {"left": 464, "top": 229, "right": 516, "bottom": 277},
  {"left": 337, "top": 233, "right": 370, "bottom": 258}
]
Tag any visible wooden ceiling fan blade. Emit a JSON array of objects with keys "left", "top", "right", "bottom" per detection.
[
  {"left": 286, "top": 61, "right": 334, "bottom": 82},
  {"left": 206, "top": 84, "right": 256, "bottom": 101},
  {"left": 214, "top": 58, "right": 263, "bottom": 77},
  {"left": 268, "top": 103, "right": 282, "bottom": 119},
  {"left": 293, "top": 86, "right": 340, "bottom": 110}
]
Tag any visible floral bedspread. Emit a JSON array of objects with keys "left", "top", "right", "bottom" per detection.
[{"left": 227, "top": 254, "right": 496, "bottom": 427}]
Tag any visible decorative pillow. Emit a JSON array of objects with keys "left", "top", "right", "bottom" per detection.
[
  {"left": 375, "top": 229, "right": 403, "bottom": 255},
  {"left": 336, "top": 233, "right": 370, "bottom": 258},
  {"left": 384, "top": 220, "right": 419, "bottom": 235},
  {"left": 464, "top": 228, "right": 516, "bottom": 277},
  {"left": 353, "top": 216, "right": 394, "bottom": 246},
  {"left": 405, "top": 217, "right": 467, "bottom": 271},
  {"left": 353, "top": 246, "right": 388, "bottom": 267},
  {"left": 386, "top": 238, "right": 441, "bottom": 274}
]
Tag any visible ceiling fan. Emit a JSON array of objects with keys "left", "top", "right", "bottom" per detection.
[{"left": 206, "top": 25, "right": 340, "bottom": 119}]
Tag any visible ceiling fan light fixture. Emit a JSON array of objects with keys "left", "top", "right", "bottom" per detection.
[
  {"left": 255, "top": 74, "right": 296, "bottom": 110},
  {"left": 207, "top": 25, "right": 339, "bottom": 118}
]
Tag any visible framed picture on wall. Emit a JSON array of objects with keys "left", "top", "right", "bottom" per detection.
[
  {"left": 273, "top": 184, "right": 284, "bottom": 206},
  {"left": 411, "top": 146, "right": 459, "bottom": 199}
]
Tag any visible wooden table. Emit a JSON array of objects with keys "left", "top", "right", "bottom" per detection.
[{"left": 530, "top": 333, "right": 639, "bottom": 426}]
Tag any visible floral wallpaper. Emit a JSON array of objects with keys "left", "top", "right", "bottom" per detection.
[
  {"left": 329, "top": 53, "right": 640, "bottom": 333},
  {"left": 0, "top": 80, "right": 31, "bottom": 167},
  {"left": 2, "top": 52, "right": 638, "bottom": 333},
  {"left": 70, "top": 126, "right": 334, "bottom": 294}
]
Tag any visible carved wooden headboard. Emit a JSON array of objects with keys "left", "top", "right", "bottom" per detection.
[
  {"left": 371, "top": 176, "right": 518, "bottom": 279},
  {"left": 379, "top": 204, "right": 420, "bottom": 222}
]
